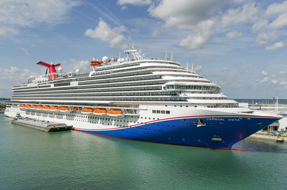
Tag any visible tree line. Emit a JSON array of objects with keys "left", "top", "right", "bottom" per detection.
[{"left": 0, "top": 104, "right": 6, "bottom": 109}]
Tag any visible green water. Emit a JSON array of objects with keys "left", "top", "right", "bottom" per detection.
[{"left": 1, "top": 114, "right": 287, "bottom": 190}]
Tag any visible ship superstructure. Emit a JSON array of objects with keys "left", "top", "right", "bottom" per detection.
[{"left": 5, "top": 46, "right": 282, "bottom": 149}]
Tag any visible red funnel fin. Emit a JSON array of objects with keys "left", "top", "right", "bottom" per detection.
[{"left": 37, "top": 61, "right": 61, "bottom": 80}]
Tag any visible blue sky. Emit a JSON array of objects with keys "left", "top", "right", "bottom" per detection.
[{"left": 1, "top": 0, "right": 287, "bottom": 99}]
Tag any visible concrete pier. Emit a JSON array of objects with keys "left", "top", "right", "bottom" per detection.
[
  {"left": 249, "top": 134, "right": 285, "bottom": 142},
  {"left": 11, "top": 118, "right": 72, "bottom": 132}
]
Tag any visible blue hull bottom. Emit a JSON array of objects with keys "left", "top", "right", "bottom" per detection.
[{"left": 74, "top": 115, "right": 281, "bottom": 149}]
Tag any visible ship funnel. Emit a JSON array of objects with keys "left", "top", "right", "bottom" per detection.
[{"left": 37, "top": 61, "right": 61, "bottom": 80}]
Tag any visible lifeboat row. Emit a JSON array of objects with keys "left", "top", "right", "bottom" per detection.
[
  {"left": 81, "top": 108, "right": 124, "bottom": 117},
  {"left": 20, "top": 104, "right": 124, "bottom": 117},
  {"left": 20, "top": 104, "right": 78, "bottom": 113}
]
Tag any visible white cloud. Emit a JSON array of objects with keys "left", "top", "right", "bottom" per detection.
[
  {"left": 194, "top": 65, "right": 202, "bottom": 73},
  {"left": 255, "top": 32, "right": 277, "bottom": 46},
  {"left": 265, "top": 41, "right": 286, "bottom": 50},
  {"left": 262, "top": 71, "right": 268, "bottom": 76},
  {"left": 280, "top": 81, "right": 287, "bottom": 85},
  {"left": 279, "top": 71, "right": 285, "bottom": 75},
  {"left": 221, "top": 2, "right": 258, "bottom": 27},
  {"left": 0, "top": 66, "right": 38, "bottom": 95},
  {"left": 265, "top": 1, "right": 287, "bottom": 16},
  {"left": 221, "top": 67, "right": 231, "bottom": 72},
  {"left": 68, "top": 59, "right": 91, "bottom": 74},
  {"left": 0, "top": 25, "right": 18, "bottom": 38},
  {"left": 252, "top": 19, "right": 269, "bottom": 33},
  {"left": 179, "top": 19, "right": 215, "bottom": 49},
  {"left": 259, "top": 77, "right": 269, "bottom": 84},
  {"left": 269, "top": 13, "right": 287, "bottom": 29},
  {"left": 118, "top": 0, "right": 151, "bottom": 6},
  {"left": 85, "top": 19, "right": 129, "bottom": 50},
  {"left": 225, "top": 31, "right": 242, "bottom": 39},
  {"left": 19, "top": 48, "right": 30, "bottom": 56},
  {"left": 0, "top": 0, "right": 80, "bottom": 37},
  {"left": 233, "top": 0, "right": 247, "bottom": 3},
  {"left": 272, "top": 79, "right": 277, "bottom": 84},
  {"left": 148, "top": 0, "right": 227, "bottom": 30},
  {"left": 151, "top": 29, "right": 161, "bottom": 37},
  {"left": 121, "top": 6, "right": 127, "bottom": 10}
]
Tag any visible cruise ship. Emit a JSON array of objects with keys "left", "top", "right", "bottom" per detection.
[{"left": 4, "top": 46, "right": 282, "bottom": 149}]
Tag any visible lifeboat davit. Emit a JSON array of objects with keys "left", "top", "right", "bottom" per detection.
[
  {"left": 81, "top": 107, "right": 93, "bottom": 115},
  {"left": 59, "top": 106, "right": 71, "bottom": 113},
  {"left": 93, "top": 108, "right": 107, "bottom": 115},
  {"left": 36, "top": 105, "right": 43, "bottom": 110},
  {"left": 50, "top": 106, "right": 59, "bottom": 112},
  {"left": 107, "top": 109, "right": 124, "bottom": 117}
]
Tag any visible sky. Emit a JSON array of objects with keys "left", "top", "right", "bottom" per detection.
[{"left": 0, "top": 0, "right": 287, "bottom": 99}]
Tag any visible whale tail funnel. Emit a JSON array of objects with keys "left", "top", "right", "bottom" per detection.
[{"left": 37, "top": 61, "right": 61, "bottom": 80}]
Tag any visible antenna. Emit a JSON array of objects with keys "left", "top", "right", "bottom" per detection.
[
  {"left": 171, "top": 52, "right": 173, "bottom": 60},
  {"left": 275, "top": 93, "right": 279, "bottom": 115},
  {"left": 165, "top": 51, "right": 167, "bottom": 59},
  {"left": 191, "top": 63, "right": 194, "bottom": 73},
  {"left": 186, "top": 62, "right": 189, "bottom": 70}
]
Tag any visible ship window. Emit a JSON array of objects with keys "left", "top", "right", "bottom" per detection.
[
  {"left": 166, "top": 111, "right": 170, "bottom": 114},
  {"left": 161, "top": 110, "right": 165, "bottom": 114},
  {"left": 157, "top": 110, "right": 160, "bottom": 113},
  {"left": 219, "top": 121, "right": 223, "bottom": 124},
  {"left": 152, "top": 110, "right": 156, "bottom": 113}
]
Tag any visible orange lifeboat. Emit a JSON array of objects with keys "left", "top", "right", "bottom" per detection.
[
  {"left": 81, "top": 107, "right": 93, "bottom": 115},
  {"left": 107, "top": 109, "right": 124, "bottom": 117},
  {"left": 90, "top": 60, "right": 103, "bottom": 66},
  {"left": 30, "top": 105, "right": 37, "bottom": 109},
  {"left": 59, "top": 106, "right": 70, "bottom": 113},
  {"left": 42, "top": 105, "right": 50, "bottom": 111},
  {"left": 50, "top": 106, "right": 59, "bottom": 112},
  {"left": 93, "top": 108, "right": 107, "bottom": 115},
  {"left": 36, "top": 105, "right": 43, "bottom": 110},
  {"left": 25, "top": 104, "right": 31, "bottom": 109},
  {"left": 20, "top": 104, "right": 26, "bottom": 110},
  {"left": 71, "top": 107, "right": 78, "bottom": 111}
]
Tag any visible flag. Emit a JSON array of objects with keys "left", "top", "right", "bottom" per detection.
[{"left": 273, "top": 97, "right": 275, "bottom": 100}]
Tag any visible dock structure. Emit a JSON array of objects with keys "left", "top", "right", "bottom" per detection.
[
  {"left": 11, "top": 118, "right": 72, "bottom": 132},
  {"left": 249, "top": 134, "right": 285, "bottom": 142}
]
